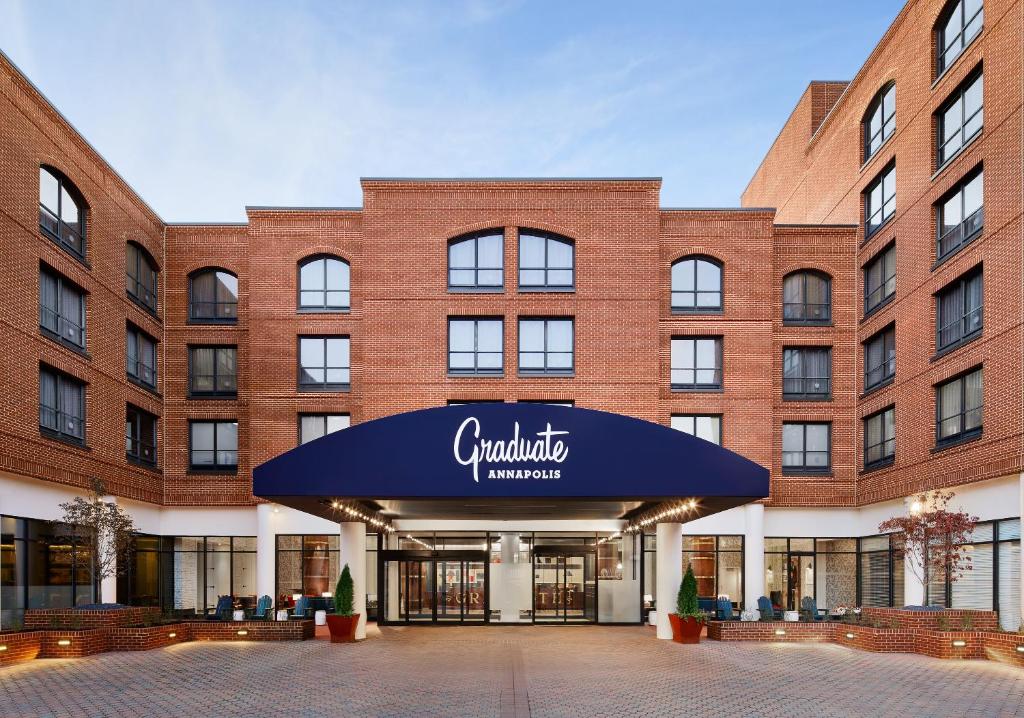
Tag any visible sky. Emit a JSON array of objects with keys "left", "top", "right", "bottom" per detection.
[{"left": 1, "top": 1, "right": 903, "bottom": 222}]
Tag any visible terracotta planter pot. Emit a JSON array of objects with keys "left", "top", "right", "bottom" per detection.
[
  {"left": 325, "top": 614, "right": 360, "bottom": 643},
  {"left": 668, "top": 614, "right": 703, "bottom": 644}
]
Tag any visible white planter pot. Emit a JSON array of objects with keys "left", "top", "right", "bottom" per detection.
[
  {"left": 648, "top": 610, "right": 658, "bottom": 626},
  {"left": 276, "top": 609, "right": 289, "bottom": 622},
  {"left": 783, "top": 610, "right": 799, "bottom": 622},
  {"left": 232, "top": 609, "right": 245, "bottom": 621},
  {"left": 315, "top": 609, "right": 327, "bottom": 626}
]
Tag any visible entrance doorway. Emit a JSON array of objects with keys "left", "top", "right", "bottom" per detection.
[
  {"left": 533, "top": 547, "right": 596, "bottom": 623},
  {"left": 788, "top": 553, "right": 815, "bottom": 610},
  {"left": 381, "top": 551, "right": 488, "bottom": 624}
]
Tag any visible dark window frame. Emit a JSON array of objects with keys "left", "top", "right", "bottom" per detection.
[
  {"left": 39, "top": 365, "right": 86, "bottom": 446},
  {"left": 781, "top": 422, "right": 832, "bottom": 474},
  {"left": 670, "top": 255, "right": 723, "bottom": 313},
  {"left": 863, "top": 324, "right": 896, "bottom": 392},
  {"left": 297, "top": 254, "right": 351, "bottom": 312},
  {"left": 447, "top": 230, "right": 505, "bottom": 292},
  {"left": 188, "top": 420, "right": 238, "bottom": 472},
  {"left": 188, "top": 267, "right": 238, "bottom": 324},
  {"left": 297, "top": 335, "right": 351, "bottom": 392},
  {"left": 126, "top": 404, "right": 158, "bottom": 467},
  {"left": 517, "top": 317, "right": 575, "bottom": 376},
  {"left": 935, "top": 366, "right": 983, "bottom": 447},
  {"left": 782, "top": 346, "right": 832, "bottom": 400},
  {"left": 188, "top": 345, "right": 238, "bottom": 398},
  {"left": 670, "top": 336, "right": 723, "bottom": 391},
  {"left": 448, "top": 317, "right": 504, "bottom": 376},
  {"left": 125, "top": 241, "right": 159, "bottom": 315},
  {"left": 936, "top": 266, "right": 983, "bottom": 353},
  {"left": 936, "top": 67, "right": 983, "bottom": 168},
  {"left": 936, "top": 166, "right": 983, "bottom": 262},
  {"left": 863, "top": 82, "right": 896, "bottom": 162},
  {"left": 38, "top": 166, "right": 87, "bottom": 259},
  {"left": 517, "top": 229, "right": 575, "bottom": 292},
  {"left": 39, "top": 265, "right": 86, "bottom": 351},
  {"left": 670, "top": 413, "right": 723, "bottom": 445},
  {"left": 863, "top": 242, "right": 896, "bottom": 316},
  {"left": 935, "top": 0, "right": 984, "bottom": 77},
  {"left": 298, "top": 413, "right": 350, "bottom": 445},
  {"left": 863, "top": 162, "right": 896, "bottom": 238},
  {"left": 126, "top": 323, "right": 158, "bottom": 391},
  {"left": 782, "top": 270, "right": 832, "bottom": 325},
  {"left": 863, "top": 406, "right": 896, "bottom": 469}
]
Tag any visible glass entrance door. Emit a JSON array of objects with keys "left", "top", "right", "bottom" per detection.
[
  {"left": 399, "top": 560, "right": 434, "bottom": 621},
  {"left": 533, "top": 552, "right": 596, "bottom": 623},
  {"left": 788, "top": 553, "right": 815, "bottom": 611},
  {"left": 385, "top": 553, "right": 487, "bottom": 624}
]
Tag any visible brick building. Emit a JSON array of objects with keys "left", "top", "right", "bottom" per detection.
[{"left": 0, "top": 0, "right": 1020, "bottom": 637}]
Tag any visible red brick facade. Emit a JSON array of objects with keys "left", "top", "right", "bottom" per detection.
[{"left": 0, "top": 0, "right": 1020, "bottom": 517}]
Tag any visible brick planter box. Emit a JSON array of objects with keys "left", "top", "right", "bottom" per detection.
[
  {"left": 186, "top": 619, "right": 315, "bottom": 642},
  {"left": 109, "top": 623, "right": 192, "bottom": 652},
  {"left": 860, "top": 607, "right": 998, "bottom": 632},
  {"left": 981, "top": 631, "right": 1024, "bottom": 667},
  {"left": 38, "top": 628, "right": 109, "bottom": 658},
  {"left": 833, "top": 625, "right": 916, "bottom": 653},
  {"left": 24, "top": 607, "right": 161, "bottom": 631},
  {"left": 0, "top": 631, "right": 43, "bottom": 667},
  {"left": 707, "top": 620, "right": 834, "bottom": 642}
]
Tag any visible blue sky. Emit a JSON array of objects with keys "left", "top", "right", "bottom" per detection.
[{"left": 1, "top": 1, "right": 902, "bottom": 221}]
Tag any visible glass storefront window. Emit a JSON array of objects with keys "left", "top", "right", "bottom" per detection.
[{"left": 276, "top": 534, "right": 339, "bottom": 605}]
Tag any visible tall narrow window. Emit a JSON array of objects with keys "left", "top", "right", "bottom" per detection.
[
  {"left": 937, "top": 169, "right": 983, "bottom": 260},
  {"left": 864, "top": 83, "right": 896, "bottom": 161},
  {"left": 864, "top": 407, "right": 895, "bottom": 468},
  {"left": 864, "top": 244, "right": 896, "bottom": 315},
  {"left": 936, "top": 268, "right": 983, "bottom": 352},
  {"left": 189, "top": 420, "right": 238, "bottom": 470},
  {"left": 937, "top": 70, "right": 983, "bottom": 166},
  {"left": 189, "top": 346, "right": 237, "bottom": 397},
  {"left": 864, "top": 325, "right": 896, "bottom": 391},
  {"left": 126, "top": 325, "right": 158, "bottom": 389},
  {"left": 298, "top": 255, "right": 350, "bottom": 311},
  {"left": 670, "top": 337, "right": 722, "bottom": 390},
  {"left": 126, "top": 405, "right": 158, "bottom": 466},
  {"left": 936, "top": 367, "right": 983, "bottom": 445},
  {"left": 671, "top": 414, "right": 722, "bottom": 445},
  {"left": 782, "top": 347, "right": 832, "bottom": 399},
  {"left": 782, "top": 423, "right": 831, "bottom": 473},
  {"left": 936, "top": 0, "right": 983, "bottom": 75},
  {"left": 782, "top": 271, "right": 831, "bottom": 324},
  {"left": 671, "top": 256, "right": 722, "bottom": 312},
  {"left": 448, "top": 230, "right": 503, "bottom": 290},
  {"left": 864, "top": 163, "right": 896, "bottom": 237},
  {"left": 39, "top": 366, "right": 85, "bottom": 444},
  {"left": 518, "top": 318, "right": 574, "bottom": 374},
  {"left": 189, "top": 269, "right": 238, "bottom": 322},
  {"left": 39, "top": 267, "right": 85, "bottom": 349},
  {"left": 38, "top": 167, "right": 85, "bottom": 257},
  {"left": 518, "top": 230, "right": 574, "bottom": 290},
  {"left": 448, "top": 318, "right": 503, "bottom": 375},
  {"left": 298, "top": 337, "right": 350, "bottom": 391},
  {"left": 125, "top": 242, "right": 159, "bottom": 313},
  {"left": 299, "top": 414, "right": 350, "bottom": 444}
]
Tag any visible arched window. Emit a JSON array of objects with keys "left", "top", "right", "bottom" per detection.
[
  {"left": 863, "top": 83, "right": 895, "bottom": 161},
  {"left": 126, "top": 242, "right": 159, "bottom": 313},
  {"left": 671, "top": 256, "right": 722, "bottom": 312},
  {"left": 448, "top": 230, "right": 503, "bottom": 290},
  {"left": 518, "top": 230, "right": 574, "bottom": 290},
  {"left": 39, "top": 166, "right": 86, "bottom": 257},
  {"left": 936, "top": 0, "right": 983, "bottom": 75},
  {"left": 783, "top": 270, "right": 831, "bottom": 324},
  {"left": 298, "top": 255, "right": 350, "bottom": 311},
  {"left": 189, "top": 268, "right": 238, "bottom": 322}
]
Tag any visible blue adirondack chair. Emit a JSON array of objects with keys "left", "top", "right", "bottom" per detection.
[
  {"left": 207, "top": 595, "right": 233, "bottom": 621},
  {"left": 757, "top": 595, "right": 781, "bottom": 621},
  {"left": 291, "top": 595, "right": 310, "bottom": 619},
  {"left": 716, "top": 598, "right": 735, "bottom": 620},
  {"left": 800, "top": 596, "right": 827, "bottom": 621},
  {"left": 252, "top": 595, "right": 272, "bottom": 620}
]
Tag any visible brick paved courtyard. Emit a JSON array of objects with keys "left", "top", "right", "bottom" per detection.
[{"left": 2, "top": 625, "right": 1023, "bottom": 717}]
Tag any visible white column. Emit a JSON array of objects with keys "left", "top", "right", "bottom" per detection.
[
  {"left": 340, "top": 522, "right": 367, "bottom": 640},
  {"left": 256, "top": 504, "right": 276, "bottom": 606},
  {"left": 903, "top": 496, "right": 925, "bottom": 606},
  {"left": 499, "top": 532, "right": 518, "bottom": 623},
  {"left": 655, "top": 522, "right": 682, "bottom": 639},
  {"left": 744, "top": 502, "right": 765, "bottom": 611},
  {"left": 99, "top": 495, "right": 117, "bottom": 604}
]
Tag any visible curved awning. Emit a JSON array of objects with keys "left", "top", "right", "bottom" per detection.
[{"left": 253, "top": 404, "right": 769, "bottom": 523}]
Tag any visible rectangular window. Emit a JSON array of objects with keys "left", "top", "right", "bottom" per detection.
[
  {"left": 518, "top": 318, "right": 574, "bottom": 375},
  {"left": 782, "top": 422, "right": 831, "bottom": 473},
  {"left": 936, "top": 367, "right": 983, "bottom": 446},
  {"left": 126, "top": 405, "right": 157, "bottom": 466},
  {"left": 937, "top": 169, "right": 983, "bottom": 260},
  {"left": 670, "top": 337, "right": 722, "bottom": 390},
  {"left": 298, "top": 337, "right": 350, "bottom": 391},
  {"left": 126, "top": 325, "right": 158, "bottom": 389},
  {"left": 39, "top": 366, "right": 85, "bottom": 444},
  {"left": 448, "top": 318, "right": 503, "bottom": 375},
  {"left": 189, "top": 346, "right": 237, "bottom": 397},
  {"left": 782, "top": 347, "right": 831, "bottom": 399},
  {"left": 937, "top": 70, "right": 983, "bottom": 166},
  {"left": 863, "top": 407, "right": 895, "bottom": 468},
  {"left": 864, "top": 163, "right": 896, "bottom": 237},
  {"left": 863, "top": 243, "right": 896, "bottom": 315},
  {"left": 937, "top": 0, "right": 983, "bottom": 75},
  {"left": 189, "top": 420, "right": 238, "bottom": 470},
  {"left": 936, "top": 268, "right": 982, "bottom": 352},
  {"left": 125, "top": 243, "right": 158, "bottom": 313},
  {"left": 670, "top": 415, "right": 722, "bottom": 445},
  {"left": 39, "top": 267, "right": 85, "bottom": 349},
  {"left": 863, "top": 325, "right": 896, "bottom": 391},
  {"left": 299, "top": 414, "right": 350, "bottom": 444}
]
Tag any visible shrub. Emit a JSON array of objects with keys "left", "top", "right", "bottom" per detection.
[
  {"left": 334, "top": 564, "right": 354, "bottom": 617},
  {"left": 676, "top": 564, "right": 703, "bottom": 622}
]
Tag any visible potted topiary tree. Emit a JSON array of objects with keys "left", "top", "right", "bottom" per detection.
[
  {"left": 325, "top": 564, "right": 359, "bottom": 643},
  {"left": 668, "top": 563, "right": 705, "bottom": 644}
]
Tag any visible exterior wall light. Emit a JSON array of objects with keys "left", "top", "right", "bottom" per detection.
[
  {"left": 845, "top": 633, "right": 855, "bottom": 639},
  {"left": 774, "top": 629, "right": 786, "bottom": 636},
  {"left": 57, "top": 639, "right": 71, "bottom": 646},
  {"left": 1016, "top": 646, "right": 1024, "bottom": 653},
  {"left": 236, "top": 629, "right": 249, "bottom": 636},
  {"left": 168, "top": 632, "right": 177, "bottom": 638},
  {"left": 951, "top": 640, "right": 966, "bottom": 647},
  {"left": 0, "top": 644, "right": 7, "bottom": 651}
]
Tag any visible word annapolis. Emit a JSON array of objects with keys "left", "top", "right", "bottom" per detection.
[{"left": 454, "top": 417, "right": 569, "bottom": 482}]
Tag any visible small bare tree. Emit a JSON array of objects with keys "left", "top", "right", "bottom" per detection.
[
  {"left": 55, "top": 480, "right": 137, "bottom": 599},
  {"left": 878, "top": 490, "right": 977, "bottom": 605}
]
